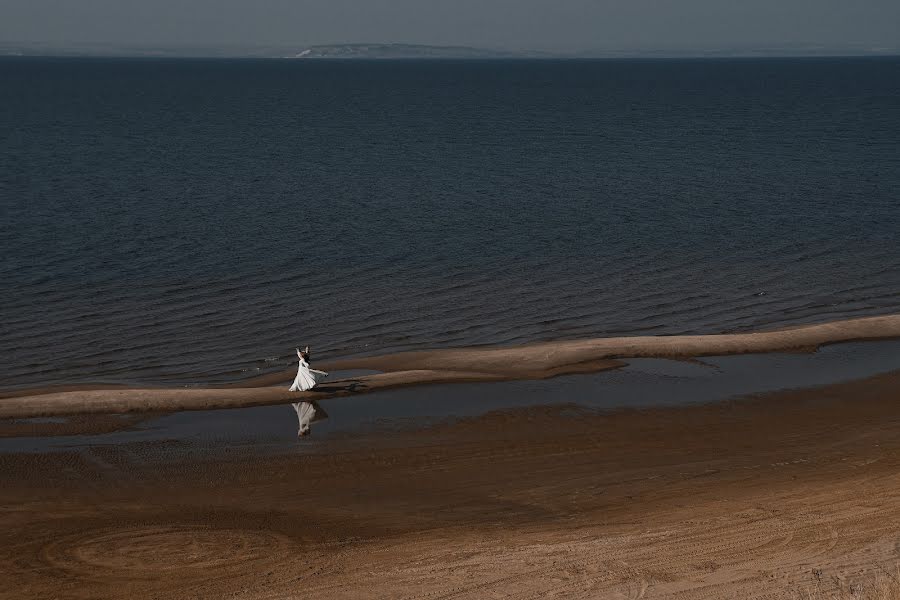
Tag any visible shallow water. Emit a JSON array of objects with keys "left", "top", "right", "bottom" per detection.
[
  {"left": 2, "top": 57, "right": 899, "bottom": 389},
  {"left": 3, "top": 338, "right": 900, "bottom": 455}
]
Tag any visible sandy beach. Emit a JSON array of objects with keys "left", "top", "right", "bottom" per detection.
[{"left": 3, "top": 366, "right": 900, "bottom": 599}]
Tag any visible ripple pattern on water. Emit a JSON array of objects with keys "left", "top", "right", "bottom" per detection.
[{"left": 1, "top": 57, "right": 899, "bottom": 388}]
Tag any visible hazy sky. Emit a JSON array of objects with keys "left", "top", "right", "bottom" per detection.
[{"left": 2, "top": 0, "right": 899, "bottom": 52}]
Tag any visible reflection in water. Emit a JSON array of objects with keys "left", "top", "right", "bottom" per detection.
[
  {"left": 290, "top": 401, "right": 328, "bottom": 439},
  {"left": 288, "top": 372, "right": 370, "bottom": 438}
]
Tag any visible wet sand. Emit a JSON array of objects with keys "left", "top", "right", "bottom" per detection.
[
  {"left": 0, "top": 412, "right": 162, "bottom": 438},
  {"left": 2, "top": 313, "right": 900, "bottom": 418},
  {"left": 3, "top": 370, "right": 900, "bottom": 599}
]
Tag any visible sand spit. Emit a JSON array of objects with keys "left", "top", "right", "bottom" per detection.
[
  {"left": 319, "top": 313, "right": 900, "bottom": 374},
  {"left": 2, "top": 314, "right": 899, "bottom": 419}
]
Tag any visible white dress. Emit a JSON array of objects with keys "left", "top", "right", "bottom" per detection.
[
  {"left": 289, "top": 350, "right": 328, "bottom": 436},
  {"left": 289, "top": 353, "right": 328, "bottom": 392}
]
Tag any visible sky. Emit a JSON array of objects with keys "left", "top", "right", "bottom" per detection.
[{"left": 1, "top": 0, "right": 899, "bottom": 53}]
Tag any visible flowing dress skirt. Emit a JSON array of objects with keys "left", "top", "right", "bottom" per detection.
[{"left": 289, "top": 359, "right": 327, "bottom": 392}]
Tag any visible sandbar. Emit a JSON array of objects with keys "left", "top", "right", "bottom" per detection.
[{"left": 2, "top": 313, "right": 899, "bottom": 418}]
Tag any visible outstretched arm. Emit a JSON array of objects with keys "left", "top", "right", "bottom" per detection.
[{"left": 296, "top": 348, "right": 303, "bottom": 359}]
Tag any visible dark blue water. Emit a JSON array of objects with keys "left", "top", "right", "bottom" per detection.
[{"left": 2, "top": 57, "right": 899, "bottom": 389}]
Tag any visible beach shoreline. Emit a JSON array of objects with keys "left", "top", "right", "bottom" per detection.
[
  {"left": 2, "top": 313, "right": 900, "bottom": 419},
  {"left": 2, "top": 368, "right": 900, "bottom": 598}
]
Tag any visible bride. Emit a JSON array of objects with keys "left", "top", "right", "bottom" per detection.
[{"left": 289, "top": 346, "right": 328, "bottom": 437}]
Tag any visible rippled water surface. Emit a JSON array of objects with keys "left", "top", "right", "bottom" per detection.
[{"left": 2, "top": 57, "right": 899, "bottom": 388}]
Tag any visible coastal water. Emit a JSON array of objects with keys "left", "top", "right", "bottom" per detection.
[{"left": 2, "top": 57, "right": 899, "bottom": 389}]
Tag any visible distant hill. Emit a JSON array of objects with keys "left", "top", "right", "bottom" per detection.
[
  {"left": 284, "top": 43, "right": 522, "bottom": 59},
  {"left": 0, "top": 41, "right": 895, "bottom": 60}
]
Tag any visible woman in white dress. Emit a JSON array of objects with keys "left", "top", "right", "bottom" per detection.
[{"left": 289, "top": 346, "right": 328, "bottom": 437}]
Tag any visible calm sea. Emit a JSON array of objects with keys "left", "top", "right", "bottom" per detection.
[{"left": 2, "top": 57, "right": 899, "bottom": 389}]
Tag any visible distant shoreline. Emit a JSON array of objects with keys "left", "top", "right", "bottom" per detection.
[
  {"left": 3, "top": 55, "right": 899, "bottom": 61},
  {"left": 2, "top": 44, "right": 899, "bottom": 61}
]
